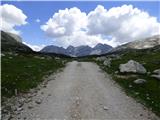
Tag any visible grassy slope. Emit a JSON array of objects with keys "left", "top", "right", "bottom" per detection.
[
  {"left": 1, "top": 53, "right": 67, "bottom": 97},
  {"left": 97, "top": 50, "right": 160, "bottom": 116},
  {"left": 79, "top": 48, "right": 160, "bottom": 116}
]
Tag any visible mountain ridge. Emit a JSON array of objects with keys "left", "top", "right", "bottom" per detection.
[{"left": 40, "top": 43, "right": 113, "bottom": 57}]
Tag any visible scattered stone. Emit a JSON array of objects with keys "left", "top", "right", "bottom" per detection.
[
  {"left": 103, "top": 59, "right": 111, "bottom": 67},
  {"left": 96, "top": 57, "right": 106, "bottom": 62},
  {"left": 1, "top": 53, "right": 5, "bottom": 57},
  {"left": 129, "top": 85, "right": 132, "bottom": 88},
  {"left": 135, "top": 92, "right": 139, "bottom": 95},
  {"left": 35, "top": 99, "right": 42, "bottom": 104},
  {"left": 103, "top": 106, "right": 109, "bottom": 110},
  {"left": 28, "top": 104, "right": 33, "bottom": 109},
  {"left": 151, "top": 74, "right": 160, "bottom": 80},
  {"left": 153, "top": 69, "right": 160, "bottom": 75},
  {"left": 119, "top": 60, "right": 147, "bottom": 74},
  {"left": 147, "top": 72, "right": 151, "bottom": 75},
  {"left": 140, "top": 114, "right": 143, "bottom": 116},
  {"left": 17, "top": 107, "right": 23, "bottom": 111},
  {"left": 134, "top": 79, "right": 146, "bottom": 84},
  {"left": 55, "top": 57, "right": 60, "bottom": 60},
  {"left": 48, "top": 94, "right": 51, "bottom": 96},
  {"left": 151, "top": 69, "right": 160, "bottom": 80},
  {"left": 115, "top": 71, "right": 118, "bottom": 74},
  {"left": 146, "top": 97, "right": 150, "bottom": 100},
  {"left": 26, "top": 98, "right": 32, "bottom": 103}
]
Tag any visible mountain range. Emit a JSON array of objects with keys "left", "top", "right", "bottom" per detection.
[
  {"left": 40, "top": 43, "right": 113, "bottom": 57},
  {"left": 1, "top": 30, "right": 160, "bottom": 57}
]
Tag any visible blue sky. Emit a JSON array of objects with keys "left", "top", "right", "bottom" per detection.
[{"left": 1, "top": 1, "right": 160, "bottom": 50}]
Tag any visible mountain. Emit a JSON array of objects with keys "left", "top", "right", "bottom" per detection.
[
  {"left": 40, "top": 45, "right": 67, "bottom": 55},
  {"left": 1, "top": 31, "right": 33, "bottom": 53},
  {"left": 111, "top": 35, "right": 160, "bottom": 53},
  {"left": 40, "top": 43, "right": 113, "bottom": 57},
  {"left": 91, "top": 43, "right": 113, "bottom": 55}
]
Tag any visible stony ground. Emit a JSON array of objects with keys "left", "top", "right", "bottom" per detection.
[{"left": 2, "top": 61, "right": 159, "bottom": 120}]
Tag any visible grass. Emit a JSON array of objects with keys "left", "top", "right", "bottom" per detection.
[
  {"left": 81, "top": 49, "right": 160, "bottom": 116},
  {"left": 1, "top": 53, "right": 67, "bottom": 97},
  {"left": 97, "top": 50, "right": 160, "bottom": 116}
]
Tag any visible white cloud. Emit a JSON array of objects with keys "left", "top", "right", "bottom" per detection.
[
  {"left": 35, "top": 19, "right": 40, "bottom": 23},
  {"left": 53, "top": 31, "right": 119, "bottom": 48},
  {"left": 0, "top": 4, "right": 27, "bottom": 34},
  {"left": 87, "top": 5, "right": 160, "bottom": 43},
  {"left": 23, "top": 42, "right": 45, "bottom": 51},
  {"left": 41, "top": 7, "right": 87, "bottom": 37},
  {"left": 41, "top": 5, "right": 160, "bottom": 47}
]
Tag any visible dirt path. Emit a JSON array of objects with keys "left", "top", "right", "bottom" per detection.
[{"left": 15, "top": 61, "right": 159, "bottom": 120}]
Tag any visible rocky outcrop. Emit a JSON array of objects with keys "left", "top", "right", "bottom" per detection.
[{"left": 119, "top": 60, "right": 147, "bottom": 74}]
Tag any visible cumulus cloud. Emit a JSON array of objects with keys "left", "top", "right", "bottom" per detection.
[
  {"left": 87, "top": 5, "right": 160, "bottom": 43},
  {"left": 41, "top": 5, "right": 160, "bottom": 47},
  {"left": 23, "top": 42, "right": 45, "bottom": 51},
  {"left": 0, "top": 4, "right": 27, "bottom": 34},
  {"left": 41, "top": 7, "right": 87, "bottom": 37}
]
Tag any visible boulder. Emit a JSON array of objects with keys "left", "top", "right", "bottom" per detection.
[
  {"left": 153, "top": 69, "right": 160, "bottom": 75},
  {"left": 119, "top": 60, "right": 147, "bottom": 74},
  {"left": 151, "top": 68, "right": 160, "bottom": 80},
  {"left": 134, "top": 79, "right": 146, "bottom": 84},
  {"left": 96, "top": 57, "right": 106, "bottom": 62},
  {"left": 103, "top": 59, "right": 111, "bottom": 67},
  {"left": 151, "top": 75, "right": 160, "bottom": 80}
]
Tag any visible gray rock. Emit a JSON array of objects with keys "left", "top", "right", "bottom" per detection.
[
  {"left": 1, "top": 53, "right": 5, "bottom": 57},
  {"left": 96, "top": 57, "right": 106, "bottom": 62},
  {"left": 151, "top": 74, "right": 160, "bottom": 80},
  {"left": 119, "top": 60, "right": 147, "bottom": 74},
  {"left": 35, "top": 99, "right": 42, "bottom": 104},
  {"left": 28, "top": 104, "right": 33, "bottom": 109},
  {"left": 153, "top": 69, "right": 160, "bottom": 75},
  {"left": 134, "top": 79, "right": 146, "bottom": 84},
  {"left": 103, "top": 59, "right": 111, "bottom": 67},
  {"left": 17, "top": 107, "right": 23, "bottom": 111},
  {"left": 103, "top": 106, "right": 109, "bottom": 110}
]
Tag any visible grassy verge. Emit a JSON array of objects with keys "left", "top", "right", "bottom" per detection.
[
  {"left": 1, "top": 53, "right": 67, "bottom": 97},
  {"left": 95, "top": 50, "right": 160, "bottom": 116}
]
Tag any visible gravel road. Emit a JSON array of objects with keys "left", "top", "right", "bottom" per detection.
[{"left": 16, "top": 61, "right": 159, "bottom": 120}]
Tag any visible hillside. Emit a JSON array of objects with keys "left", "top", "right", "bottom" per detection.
[
  {"left": 1, "top": 31, "right": 33, "bottom": 53},
  {"left": 111, "top": 35, "right": 160, "bottom": 53},
  {"left": 90, "top": 45, "right": 160, "bottom": 116}
]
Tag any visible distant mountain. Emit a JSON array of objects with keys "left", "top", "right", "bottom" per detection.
[
  {"left": 40, "top": 43, "right": 112, "bottom": 57},
  {"left": 40, "top": 45, "right": 67, "bottom": 55},
  {"left": 1, "top": 31, "right": 33, "bottom": 53},
  {"left": 91, "top": 43, "right": 113, "bottom": 55},
  {"left": 111, "top": 35, "right": 160, "bottom": 52}
]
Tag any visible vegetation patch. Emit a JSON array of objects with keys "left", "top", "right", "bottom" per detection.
[
  {"left": 97, "top": 50, "right": 160, "bottom": 116},
  {"left": 80, "top": 48, "right": 160, "bottom": 117},
  {"left": 1, "top": 53, "right": 67, "bottom": 97}
]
